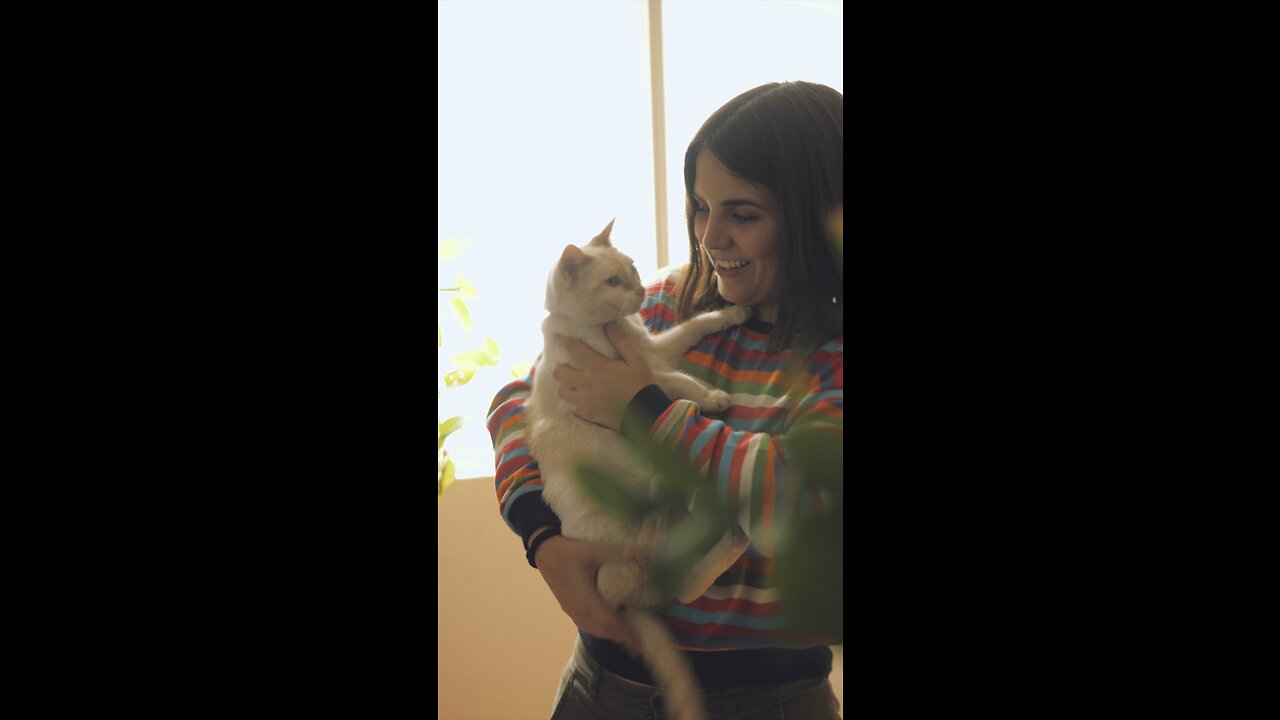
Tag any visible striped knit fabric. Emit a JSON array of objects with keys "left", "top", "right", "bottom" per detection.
[{"left": 486, "top": 269, "right": 843, "bottom": 651}]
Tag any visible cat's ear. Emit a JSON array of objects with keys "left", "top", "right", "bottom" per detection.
[
  {"left": 587, "top": 218, "right": 616, "bottom": 248},
  {"left": 558, "top": 243, "right": 590, "bottom": 278}
]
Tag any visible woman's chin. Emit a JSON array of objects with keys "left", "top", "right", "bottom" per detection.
[{"left": 715, "top": 278, "right": 746, "bottom": 305}]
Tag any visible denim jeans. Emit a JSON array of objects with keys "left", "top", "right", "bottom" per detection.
[{"left": 550, "top": 638, "right": 842, "bottom": 720}]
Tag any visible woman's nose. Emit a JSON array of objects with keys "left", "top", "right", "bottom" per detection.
[{"left": 701, "top": 216, "right": 731, "bottom": 250}]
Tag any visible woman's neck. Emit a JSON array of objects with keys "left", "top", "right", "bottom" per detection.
[{"left": 757, "top": 304, "right": 778, "bottom": 324}]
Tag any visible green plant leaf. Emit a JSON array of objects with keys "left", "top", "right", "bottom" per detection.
[
  {"left": 444, "top": 368, "right": 476, "bottom": 387},
  {"left": 456, "top": 275, "right": 477, "bottom": 301},
  {"left": 787, "top": 422, "right": 844, "bottom": 494},
  {"left": 775, "top": 512, "right": 842, "bottom": 641},
  {"left": 573, "top": 461, "right": 661, "bottom": 525},
  {"left": 439, "top": 453, "right": 456, "bottom": 501},
  {"left": 618, "top": 417, "right": 705, "bottom": 495},
  {"left": 439, "top": 416, "right": 465, "bottom": 448},
  {"left": 451, "top": 298, "right": 471, "bottom": 333},
  {"left": 450, "top": 349, "right": 488, "bottom": 371},
  {"left": 452, "top": 343, "right": 500, "bottom": 371},
  {"left": 652, "top": 511, "right": 726, "bottom": 598},
  {"left": 439, "top": 238, "right": 470, "bottom": 259}
]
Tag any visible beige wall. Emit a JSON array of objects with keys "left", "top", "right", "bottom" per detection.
[{"left": 438, "top": 477, "right": 842, "bottom": 719}]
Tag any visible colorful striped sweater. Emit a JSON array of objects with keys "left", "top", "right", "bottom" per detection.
[{"left": 486, "top": 270, "right": 843, "bottom": 658}]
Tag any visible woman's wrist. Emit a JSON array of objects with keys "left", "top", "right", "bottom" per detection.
[
  {"left": 508, "top": 493, "right": 562, "bottom": 547},
  {"left": 526, "top": 526, "right": 563, "bottom": 569},
  {"left": 525, "top": 525, "right": 557, "bottom": 550},
  {"left": 620, "top": 384, "right": 673, "bottom": 440}
]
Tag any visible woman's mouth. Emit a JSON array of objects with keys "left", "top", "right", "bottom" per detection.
[{"left": 713, "top": 258, "right": 751, "bottom": 276}]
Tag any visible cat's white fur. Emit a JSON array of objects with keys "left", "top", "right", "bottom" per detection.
[{"left": 527, "top": 221, "right": 751, "bottom": 720}]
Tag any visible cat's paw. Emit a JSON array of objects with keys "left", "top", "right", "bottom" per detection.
[
  {"left": 700, "top": 389, "right": 732, "bottom": 413},
  {"left": 717, "top": 305, "right": 751, "bottom": 330}
]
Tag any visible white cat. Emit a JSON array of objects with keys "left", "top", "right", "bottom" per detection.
[{"left": 527, "top": 220, "right": 751, "bottom": 720}]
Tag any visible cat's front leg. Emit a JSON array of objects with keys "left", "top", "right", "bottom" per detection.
[
  {"left": 651, "top": 305, "right": 752, "bottom": 363},
  {"left": 675, "top": 304, "right": 752, "bottom": 341},
  {"left": 655, "top": 371, "right": 731, "bottom": 413},
  {"left": 702, "top": 304, "right": 752, "bottom": 334}
]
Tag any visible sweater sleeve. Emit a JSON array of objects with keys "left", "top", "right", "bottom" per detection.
[
  {"left": 486, "top": 362, "right": 561, "bottom": 543},
  {"left": 621, "top": 338, "right": 844, "bottom": 558}
]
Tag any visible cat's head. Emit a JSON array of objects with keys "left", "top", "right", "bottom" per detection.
[{"left": 544, "top": 219, "right": 646, "bottom": 324}]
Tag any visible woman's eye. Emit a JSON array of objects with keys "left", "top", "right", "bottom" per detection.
[
  {"left": 732, "top": 214, "right": 759, "bottom": 224},
  {"left": 694, "top": 204, "right": 709, "bottom": 214},
  {"left": 606, "top": 277, "right": 621, "bottom": 286}
]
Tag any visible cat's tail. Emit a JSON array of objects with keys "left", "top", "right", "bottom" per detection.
[{"left": 621, "top": 608, "right": 707, "bottom": 720}]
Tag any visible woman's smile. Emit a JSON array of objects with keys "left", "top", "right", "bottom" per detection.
[{"left": 710, "top": 257, "right": 753, "bottom": 275}]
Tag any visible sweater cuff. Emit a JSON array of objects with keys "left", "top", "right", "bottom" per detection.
[
  {"left": 507, "top": 492, "right": 562, "bottom": 546},
  {"left": 620, "top": 384, "right": 673, "bottom": 442}
]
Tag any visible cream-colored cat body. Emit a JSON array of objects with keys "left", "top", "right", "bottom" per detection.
[{"left": 526, "top": 221, "right": 750, "bottom": 720}]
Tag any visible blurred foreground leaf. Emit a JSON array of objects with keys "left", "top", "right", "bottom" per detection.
[
  {"left": 619, "top": 415, "right": 705, "bottom": 496},
  {"left": 451, "top": 344, "right": 500, "bottom": 372},
  {"left": 456, "top": 275, "right": 477, "bottom": 300},
  {"left": 652, "top": 511, "right": 729, "bottom": 599},
  {"left": 444, "top": 368, "right": 475, "bottom": 387},
  {"left": 775, "top": 512, "right": 842, "bottom": 641},
  {"left": 787, "top": 423, "right": 844, "bottom": 494},
  {"left": 438, "top": 452, "right": 456, "bottom": 502},
  {"left": 451, "top": 298, "right": 471, "bottom": 332},
  {"left": 574, "top": 395, "right": 844, "bottom": 643},
  {"left": 438, "top": 416, "right": 464, "bottom": 449},
  {"left": 438, "top": 238, "right": 470, "bottom": 259},
  {"left": 573, "top": 462, "right": 666, "bottom": 525}
]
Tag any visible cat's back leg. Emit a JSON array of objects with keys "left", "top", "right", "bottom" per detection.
[{"left": 677, "top": 525, "right": 751, "bottom": 604}]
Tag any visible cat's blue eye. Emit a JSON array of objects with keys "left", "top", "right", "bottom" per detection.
[{"left": 606, "top": 277, "right": 621, "bottom": 286}]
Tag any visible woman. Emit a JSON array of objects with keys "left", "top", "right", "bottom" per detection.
[{"left": 488, "top": 80, "right": 843, "bottom": 719}]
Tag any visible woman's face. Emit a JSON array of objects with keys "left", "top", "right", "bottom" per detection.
[{"left": 692, "top": 150, "right": 782, "bottom": 322}]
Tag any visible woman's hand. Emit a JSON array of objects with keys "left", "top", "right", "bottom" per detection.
[
  {"left": 534, "top": 534, "right": 642, "bottom": 657},
  {"left": 552, "top": 323, "right": 655, "bottom": 431}
]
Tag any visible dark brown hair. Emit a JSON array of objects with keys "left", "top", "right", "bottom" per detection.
[{"left": 673, "top": 81, "right": 843, "bottom": 352}]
